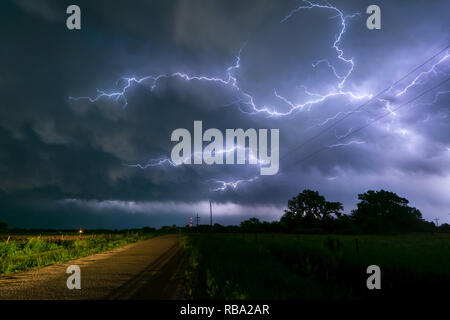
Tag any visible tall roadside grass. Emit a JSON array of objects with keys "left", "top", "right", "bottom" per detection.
[
  {"left": 0, "top": 233, "right": 157, "bottom": 275},
  {"left": 182, "top": 234, "right": 329, "bottom": 299},
  {"left": 182, "top": 233, "right": 450, "bottom": 300}
]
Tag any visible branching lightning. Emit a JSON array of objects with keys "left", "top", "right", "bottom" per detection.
[
  {"left": 126, "top": 157, "right": 180, "bottom": 169},
  {"left": 126, "top": 145, "right": 269, "bottom": 170},
  {"left": 68, "top": 1, "right": 450, "bottom": 193},
  {"left": 70, "top": 1, "right": 371, "bottom": 118},
  {"left": 66, "top": 1, "right": 379, "bottom": 192},
  {"left": 281, "top": 0, "right": 360, "bottom": 89},
  {"left": 395, "top": 50, "right": 450, "bottom": 97},
  {"left": 316, "top": 109, "right": 363, "bottom": 127},
  {"left": 210, "top": 176, "right": 260, "bottom": 192}
]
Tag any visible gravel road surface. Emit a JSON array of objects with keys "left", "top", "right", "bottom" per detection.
[{"left": 0, "top": 234, "right": 185, "bottom": 300}]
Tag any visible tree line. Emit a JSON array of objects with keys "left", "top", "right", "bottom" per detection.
[{"left": 192, "top": 189, "right": 450, "bottom": 234}]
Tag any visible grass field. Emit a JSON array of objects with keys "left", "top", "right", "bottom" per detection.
[
  {"left": 182, "top": 233, "right": 450, "bottom": 300},
  {"left": 0, "top": 233, "right": 157, "bottom": 275}
]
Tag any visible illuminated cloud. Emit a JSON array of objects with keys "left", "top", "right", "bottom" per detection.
[{"left": 1, "top": 0, "right": 450, "bottom": 228}]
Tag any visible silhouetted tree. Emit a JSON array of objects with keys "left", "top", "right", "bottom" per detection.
[
  {"left": 240, "top": 218, "right": 263, "bottom": 233},
  {"left": 262, "top": 221, "right": 283, "bottom": 233},
  {"left": 211, "top": 223, "right": 227, "bottom": 233},
  {"left": 159, "top": 225, "right": 179, "bottom": 233},
  {"left": 281, "top": 190, "right": 343, "bottom": 232},
  {"left": 351, "top": 190, "right": 423, "bottom": 233},
  {"left": 438, "top": 223, "right": 450, "bottom": 233},
  {"left": 334, "top": 214, "right": 361, "bottom": 234}
]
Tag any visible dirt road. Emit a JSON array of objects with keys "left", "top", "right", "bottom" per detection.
[{"left": 0, "top": 234, "right": 185, "bottom": 300}]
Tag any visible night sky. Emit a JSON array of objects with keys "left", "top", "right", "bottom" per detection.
[{"left": 1, "top": 0, "right": 449, "bottom": 228}]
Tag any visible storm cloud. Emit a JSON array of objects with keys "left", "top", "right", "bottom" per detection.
[{"left": 1, "top": 0, "right": 449, "bottom": 228}]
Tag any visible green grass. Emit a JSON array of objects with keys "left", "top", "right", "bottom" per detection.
[
  {"left": 0, "top": 233, "right": 157, "bottom": 275},
  {"left": 182, "top": 233, "right": 450, "bottom": 300}
]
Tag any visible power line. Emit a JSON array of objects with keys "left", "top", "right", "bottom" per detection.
[
  {"left": 284, "top": 77, "right": 450, "bottom": 170},
  {"left": 280, "top": 44, "right": 450, "bottom": 162},
  {"left": 195, "top": 213, "right": 200, "bottom": 227}
]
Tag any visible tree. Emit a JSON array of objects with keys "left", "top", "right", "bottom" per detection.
[
  {"left": 351, "top": 190, "right": 423, "bottom": 233},
  {"left": 281, "top": 190, "right": 343, "bottom": 232},
  {"left": 438, "top": 223, "right": 450, "bottom": 233},
  {"left": 240, "top": 218, "right": 263, "bottom": 233}
]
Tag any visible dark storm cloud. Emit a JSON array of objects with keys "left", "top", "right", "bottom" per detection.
[{"left": 1, "top": 0, "right": 449, "bottom": 228}]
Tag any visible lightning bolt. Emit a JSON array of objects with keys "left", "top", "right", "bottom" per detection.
[
  {"left": 69, "top": 1, "right": 450, "bottom": 194},
  {"left": 127, "top": 145, "right": 269, "bottom": 170},
  {"left": 210, "top": 176, "right": 260, "bottom": 192},
  {"left": 419, "top": 90, "right": 450, "bottom": 106},
  {"left": 316, "top": 109, "right": 363, "bottom": 127},
  {"left": 127, "top": 145, "right": 266, "bottom": 192},
  {"left": 335, "top": 127, "right": 353, "bottom": 139},
  {"left": 396, "top": 50, "right": 450, "bottom": 97},
  {"left": 126, "top": 157, "right": 180, "bottom": 169},
  {"left": 247, "top": 0, "right": 372, "bottom": 116},
  {"left": 67, "top": 0, "right": 374, "bottom": 193},
  {"left": 375, "top": 98, "right": 398, "bottom": 131},
  {"left": 377, "top": 88, "right": 450, "bottom": 133},
  {"left": 281, "top": 0, "right": 360, "bottom": 89},
  {"left": 70, "top": 1, "right": 371, "bottom": 117},
  {"left": 328, "top": 140, "right": 365, "bottom": 148},
  {"left": 69, "top": 72, "right": 237, "bottom": 109},
  {"left": 69, "top": 47, "right": 244, "bottom": 109}
]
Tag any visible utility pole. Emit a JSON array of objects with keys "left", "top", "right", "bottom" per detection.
[
  {"left": 195, "top": 213, "right": 200, "bottom": 227},
  {"left": 434, "top": 218, "right": 440, "bottom": 227},
  {"left": 210, "top": 200, "right": 213, "bottom": 226}
]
